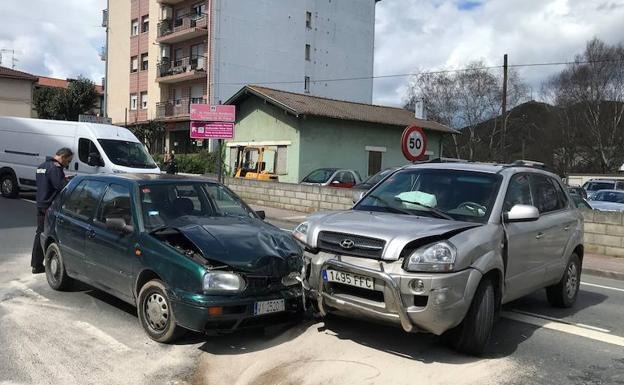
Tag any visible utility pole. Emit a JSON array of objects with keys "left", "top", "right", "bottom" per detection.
[{"left": 500, "top": 54, "right": 508, "bottom": 163}]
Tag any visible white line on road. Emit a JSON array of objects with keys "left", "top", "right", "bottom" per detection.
[
  {"left": 510, "top": 309, "right": 611, "bottom": 333},
  {"left": 283, "top": 215, "right": 307, "bottom": 220},
  {"left": 581, "top": 281, "right": 624, "bottom": 293},
  {"left": 502, "top": 311, "right": 624, "bottom": 347},
  {"left": 73, "top": 321, "right": 131, "bottom": 352},
  {"left": 21, "top": 198, "right": 36, "bottom": 204}
]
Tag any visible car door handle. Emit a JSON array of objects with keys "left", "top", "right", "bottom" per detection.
[
  {"left": 535, "top": 232, "right": 545, "bottom": 240},
  {"left": 57, "top": 217, "right": 65, "bottom": 225},
  {"left": 563, "top": 225, "right": 571, "bottom": 232},
  {"left": 87, "top": 229, "right": 96, "bottom": 239}
]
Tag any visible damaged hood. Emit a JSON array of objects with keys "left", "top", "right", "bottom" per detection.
[
  {"left": 164, "top": 216, "right": 302, "bottom": 276},
  {"left": 308, "top": 210, "right": 479, "bottom": 261}
]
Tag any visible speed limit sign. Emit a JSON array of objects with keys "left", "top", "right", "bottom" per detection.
[{"left": 401, "top": 125, "right": 427, "bottom": 161}]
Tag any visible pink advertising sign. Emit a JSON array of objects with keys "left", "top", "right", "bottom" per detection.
[
  {"left": 190, "top": 104, "right": 236, "bottom": 122},
  {"left": 190, "top": 122, "right": 234, "bottom": 139}
]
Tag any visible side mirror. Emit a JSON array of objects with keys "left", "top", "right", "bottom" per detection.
[
  {"left": 105, "top": 217, "right": 133, "bottom": 233},
  {"left": 352, "top": 190, "right": 365, "bottom": 204},
  {"left": 255, "top": 210, "right": 266, "bottom": 220},
  {"left": 87, "top": 153, "right": 104, "bottom": 167},
  {"left": 503, "top": 204, "right": 540, "bottom": 223}
]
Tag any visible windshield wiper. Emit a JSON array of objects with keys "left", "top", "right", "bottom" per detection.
[
  {"left": 393, "top": 197, "right": 454, "bottom": 221},
  {"left": 365, "top": 194, "right": 414, "bottom": 216}
]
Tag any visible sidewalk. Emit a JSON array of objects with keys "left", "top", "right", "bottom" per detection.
[{"left": 250, "top": 203, "right": 624, "bottom": 281}]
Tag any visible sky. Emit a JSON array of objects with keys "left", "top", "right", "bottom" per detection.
[{"left": 1, "top": 0, "right": 623, "bottom": 107}]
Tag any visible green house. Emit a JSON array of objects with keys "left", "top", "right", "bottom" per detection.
[{"left": 225, "top": 85, "right": 458, "bottom": 184}]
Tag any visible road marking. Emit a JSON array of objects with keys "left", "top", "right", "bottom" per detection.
[
  {"left": 73, "top": 321, "right": 131, "bottom": 352},
  {"left": 581, "top": 281, "right": 624, "bottom": 293},
  {"left": 284, "top": 215, "right": 307, "bottom": 220},
  {"left": 21, "top": 198, "right": 36, "bottom": 204},
  {"left": 510, "top": 309, "right": 611, "bottom": 333},
  {"left": 501, "top": 311, "right": 624, "bottom": 347}
]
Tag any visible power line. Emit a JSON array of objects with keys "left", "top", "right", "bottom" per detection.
[{"left": 212, "top": 58, "right": 624, "bottom": 86}]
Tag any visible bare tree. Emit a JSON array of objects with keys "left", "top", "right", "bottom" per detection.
[
  {"left": 544, "top": 38, "right": 624, "bottom": 172},
  {"left": 405, "top": 61, "right": 528, "bottom": 160}
]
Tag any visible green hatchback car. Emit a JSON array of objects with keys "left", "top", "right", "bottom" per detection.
[{"left": 41, "top": 174, "right": 304, "bottom": 342}]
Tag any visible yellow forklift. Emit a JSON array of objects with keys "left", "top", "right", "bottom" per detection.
[{"left": 233, "top": 146, "right": 279, "bottom": 181}]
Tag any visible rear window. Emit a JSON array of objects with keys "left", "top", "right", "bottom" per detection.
[
  {"left": 63, "top": 180, "right": 107, "bottom": 220},
  {"left": 586, "top": 181, "right": 615, "bottom": 191}
]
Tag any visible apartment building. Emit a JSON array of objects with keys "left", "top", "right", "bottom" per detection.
[{"left": 104, "top": 0, "right": 379, "bottom": 154}]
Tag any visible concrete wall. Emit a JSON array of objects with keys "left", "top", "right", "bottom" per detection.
[
  {"left": 299, "top": 118, "right": 443, "bottom": 180},
  {"left": 583, "top": 210, "right": 624, "bottom": 257},
  {"left": 225, "top": 177, "right": 353, "bottom": 213},
  {"left": 212, "top": 0, "right": 376, "bottom": 104},
  {"left": 0, "top": 78, "right": 34, "bottom": 118}
]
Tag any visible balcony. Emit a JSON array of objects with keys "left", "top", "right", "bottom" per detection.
[
  {"left": 156, "top": 97, "right": 207, "bottom": 119},
  {"left": 157, "top": 0, "right": 186, "bottom": 4},
  {"left": 156, "top": 56, "right": 207, "bottom": 83},
  {"left": 157, "top": 15, "right": 207, "bottom": 44}
]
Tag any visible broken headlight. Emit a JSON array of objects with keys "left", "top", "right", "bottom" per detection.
[
  {"left": 405, "top": 241, "right": 457, "bottom": 272},
  {"left": 202, "top": 271, "right": 245, "bottom": 293},
  {"left": 293, "top": 222, "right": 309, "bottom": 244}
]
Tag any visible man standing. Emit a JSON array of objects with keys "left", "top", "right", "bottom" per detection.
[{"left": 31, "top": 148, "right": 73, "bottom": 274}]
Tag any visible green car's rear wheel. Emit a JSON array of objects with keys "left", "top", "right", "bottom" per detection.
[{"left": 45, "top": 243, "right": 72, "bottom": 291}]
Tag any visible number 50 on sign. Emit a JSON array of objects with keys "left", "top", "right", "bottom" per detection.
[{"left": 401, "top": 125, "right": 428, "bottom": 161}]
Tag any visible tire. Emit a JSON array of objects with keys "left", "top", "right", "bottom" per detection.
[
  {"left": 450, "top": 278, "right": 496, "bottom": 356},
  {"left": 137, "top": 279, "right": 184, "bottom": 343},
  {"left": 45, "top": 243, "right": 73, "bottom": 291},
  {"left": 0, "top": 172, "right": 19, "bottom": 199},
  {"left": 546, "top": 253, "right": 581, "bottom": 308}
]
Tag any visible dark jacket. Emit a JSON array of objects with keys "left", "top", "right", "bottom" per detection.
[
  {"left": 36, "top": 158, "right": 67, "bottom": 209},
  {"left": 165, "top": 159, "right": 178, "bottom": 175}
]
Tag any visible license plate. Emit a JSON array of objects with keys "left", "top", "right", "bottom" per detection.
[
  {"left": 322, "top": 269, "right": 374, "bottom": 290},
  {"left": 254, "top": 299, "right": 285, "bottom": 316}
]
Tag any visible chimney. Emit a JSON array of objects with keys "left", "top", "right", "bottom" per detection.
[{"left": 414, "top": 98, "right": 427, "bottom": 120}]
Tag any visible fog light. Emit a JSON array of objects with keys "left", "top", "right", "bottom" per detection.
[
  {"left": 410, "top": 279, "right": 425, "bottom": 294},
  {"left": 208, "top": 306, "right": 223, "bottom": 316}
]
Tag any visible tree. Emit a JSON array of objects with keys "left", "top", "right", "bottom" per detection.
[
  {"left": 33, "top": 77, "right": 99, "bottom": 121},
  {"left": 129, "top": 120, "right": 165, "bottom": 153},
  {"left": 405, "top": 61, "right": 528, "bottom": 160},
  {"left": 543, "top": 38, "right": 624, "bottom": 173}
]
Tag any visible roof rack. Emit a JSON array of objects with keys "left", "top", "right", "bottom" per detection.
[{"left": 501, "top": 160, "right": 553, "bottom": 172}]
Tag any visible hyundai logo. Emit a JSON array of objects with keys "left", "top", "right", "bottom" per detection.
[{"left": 340, "top": 239, "right": 355, "bottom": 249}]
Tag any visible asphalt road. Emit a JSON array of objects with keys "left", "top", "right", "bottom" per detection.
[{"left": 1, "top": 194, "right": 623, "bottom": 385}]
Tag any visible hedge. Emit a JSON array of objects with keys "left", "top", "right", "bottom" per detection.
[{"left": 153, "top": 150, "right": 225, "bottom": 175}]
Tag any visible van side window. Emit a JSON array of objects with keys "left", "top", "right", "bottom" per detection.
[
  {"left": 97, "top": 184, "right": 134, "bottom": 226},
  {"left": 63, "top": 180, "right": 107, "bottom": 220},
  {"left": 504, "top": 174, "right": 533, "bottom": 212},
  {"left": 79, "top": 138, "right": 101, "bottom": 164},
  {"left": 530, "top": 175, "right": 562, "bottom": 213}
]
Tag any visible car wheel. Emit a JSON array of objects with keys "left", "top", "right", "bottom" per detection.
[
  {"left": 137, "top": 279, "right": 184, "bottom": 343},
  {"left": 546, "top": 253, "right": 581, "bottom": 308},
  {"left": 0, "top": 173, "right": 19, "bottom": 199},
  {"left": 450, "top": 278, "right": 496, "bottom": 356},
  {"left": 45, "top": 243, "right": 72, "bottom": 290}
]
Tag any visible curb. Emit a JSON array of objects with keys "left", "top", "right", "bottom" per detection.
[{"left": 583, "top": 267, "right": 624, "bottom": 281}]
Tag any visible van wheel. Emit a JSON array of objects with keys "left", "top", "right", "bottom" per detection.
[
  {"left": 45, "top": 243, "right": 72, "bottom": 290},
  {"left": 546, "top": 253, "right": 581, "bottom": 308},
  {"left": 448, "top": 278, "right": 495, "bottom": 356},
  {"left": 0, "top": 173, "right": 19, "bottom": 198},
  {"left": 137, "top": 280, "right": 184, "bottom": 343}
]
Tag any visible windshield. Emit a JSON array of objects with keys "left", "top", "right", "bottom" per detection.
[
  {"left": 98, "top": 139, "right": 157, "bottom": 169},
  {"left": 140, "top": 182, "right": 256, "bottom": 231},
  {"left": 586, "top": 182, "right": 614, "bottom": 191},
  {"left": 362, "top": 168, "right": 394, "bottom": 186},
  {"left": 594, "top": 191, "right": 624, "bottom": 203},
  {"left": 302, "top": 169, "right": 337, "bottom": 183},
  {"left": 355, "top": 169, "right": 501, "bottom": 223}
]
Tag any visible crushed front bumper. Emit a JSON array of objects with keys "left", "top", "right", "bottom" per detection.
[
  {"left": 305, "top": 253, "right": 483, "bottom": 335},
  {"left": 170, "top": 286, "right": 304, "bottom": 333}
]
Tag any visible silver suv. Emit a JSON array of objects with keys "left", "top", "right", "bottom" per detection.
[{"left": 294, "top": 161, "right": 584, "bottom": 355}]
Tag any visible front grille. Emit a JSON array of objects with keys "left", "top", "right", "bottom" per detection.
[
  {"left": 317, "top": 231, "right": 385, "bottom": 259},
  {"left": 330, "top": 282, "right": 384, "bottom": 303},
  {"left": 245, "top": 276, "right": 283, "bottom": 294}
]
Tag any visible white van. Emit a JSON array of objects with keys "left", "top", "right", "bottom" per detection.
[{"left": 0, "top": 117, "right": 160, "bottom": 198}]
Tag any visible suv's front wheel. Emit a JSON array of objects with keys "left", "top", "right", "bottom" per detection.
[
  {"left": 546, "top": 253, "right": 581, "bottom": 308},
  {"left": 137, "top": 279, "right": 184, "bottom": 343},
  {"left": 448, "top": 278, "right": 496, "bottom": 356}
]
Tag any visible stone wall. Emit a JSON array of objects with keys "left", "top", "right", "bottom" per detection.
[
  {"left": 225, "top": 177, "right": 353, "bottom": 213},
  {"left": 583, "top": 210, "right": 624, "bottom": 257}
]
